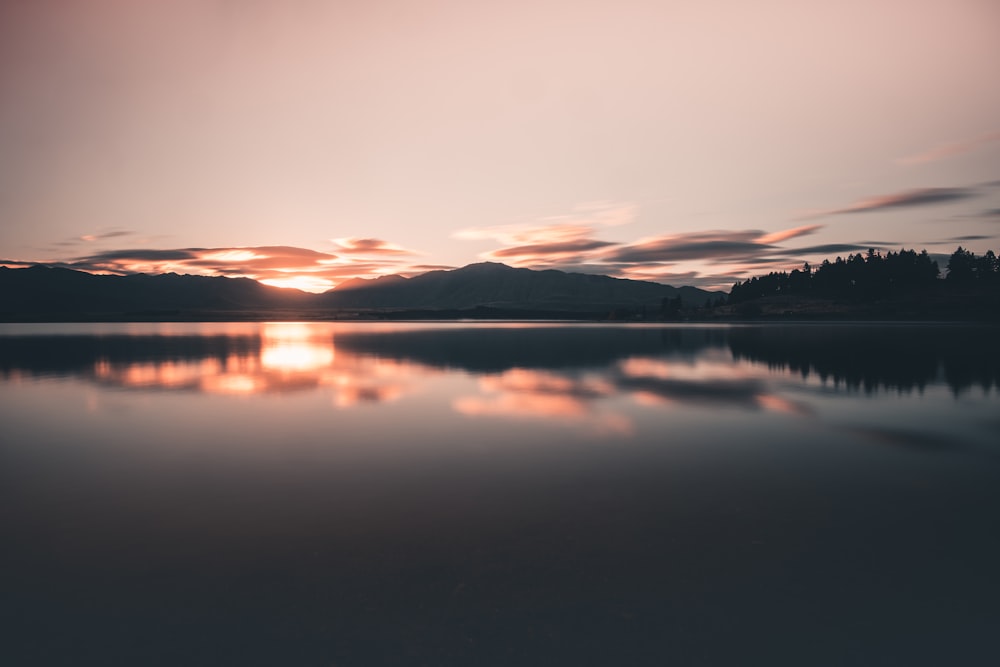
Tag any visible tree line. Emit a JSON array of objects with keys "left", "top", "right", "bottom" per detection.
[{"left": 728, "top": 246, "right": 999, "bottom": 304}]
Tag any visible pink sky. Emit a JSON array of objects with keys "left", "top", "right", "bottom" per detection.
[{"left": 2, "top": 0, "right": 999, "bottom": 291}]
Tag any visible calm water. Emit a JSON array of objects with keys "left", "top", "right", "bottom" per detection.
[{"left": 2, "top": 322, "right": 999, "bottom": 666}]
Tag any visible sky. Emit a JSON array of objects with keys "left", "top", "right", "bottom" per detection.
[{"left": 1, "top": 0, "right": 999, "bottom": 292}]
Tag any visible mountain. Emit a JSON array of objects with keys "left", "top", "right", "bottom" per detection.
[
  {"left": 0, "top": 265, "right": 312, "bottom": 316},
  {"left": 0, "top": 263, "right": 723, "bottom": 320},
  {"left": 322, "top": 262, "right": 720, "bottom": 311}
]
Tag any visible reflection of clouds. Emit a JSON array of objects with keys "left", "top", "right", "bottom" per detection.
[
  {"left": 29, "top": 324, "right": 820, "bottom": 425},
  {"left": 451, "top": 356, "right": 815, "bottom": 431},
  {"left": 94, "top": 358, "right": 215, "bottom": 391},
  {"left": 480, "top": 368, "right": 614, "bottom": 399},
  {"left": 754, "top": 394, "right": 813, "bottom": 416},
  {"left": 89, "top": 324, "right": 434, "bottom": 407},
  {"left": 453, "top": 368, "right": 631, "bottom": 435},
  {"left": 618, "top": 356, "right": 813, "bottom": 415}
]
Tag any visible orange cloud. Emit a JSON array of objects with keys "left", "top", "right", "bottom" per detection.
[
  {"left": 756, "top": 224, "right": 823, "bottom": 245},
  {"left": 55, "top": 244, "right": 426, "bottom": 292}
]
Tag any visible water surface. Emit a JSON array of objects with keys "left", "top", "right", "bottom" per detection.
[{"left": 2, "top": 322, "right": 998, "bottom": 665}]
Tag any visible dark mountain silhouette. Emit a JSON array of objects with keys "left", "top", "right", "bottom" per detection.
[
  {"left": 323, "top": 262, "right": 718, "bottom": 311},
  {"left": 0, "top": 265, "right": 313, "bottom": 317},
  {"left": 0, "top": 262, "right": 721, "bottom": 320}
]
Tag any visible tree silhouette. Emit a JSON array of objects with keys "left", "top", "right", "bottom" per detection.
[
  {"left": 947, "top": 247, "right": 976, "bottom": 282},
  {"left": 728, "top": 247, "right": 943, "bottom": 304}
]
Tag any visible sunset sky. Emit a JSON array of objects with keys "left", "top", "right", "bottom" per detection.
[{"left": 2, "top": 0, "right": 999, "bottom": 292}]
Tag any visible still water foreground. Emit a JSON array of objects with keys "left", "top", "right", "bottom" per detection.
[{"left": 2, "top": 322, "right": 999, "bottom": 665}]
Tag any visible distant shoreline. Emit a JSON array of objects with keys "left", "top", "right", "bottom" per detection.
[{"left": 2, "top": 308, "right": 997, "bottom": 325}]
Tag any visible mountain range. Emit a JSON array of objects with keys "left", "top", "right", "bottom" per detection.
[{"left": 0, "top": 262, "right": 722, "bottom": 320}]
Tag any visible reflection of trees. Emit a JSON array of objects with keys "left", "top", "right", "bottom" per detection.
[{"left": 728, "top": 325, "right": 1000, "bottom": 394}]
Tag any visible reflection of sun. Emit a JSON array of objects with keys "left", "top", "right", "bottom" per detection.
[
  {"left": 261, "top": 342, "right": 334, "bottom": 372},
  {"left": 260, "top": 323, "right": 335, "bottom": 372}
]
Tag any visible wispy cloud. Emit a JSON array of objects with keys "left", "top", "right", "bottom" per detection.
[
  {"left": 946, "top": 235, "right": 994, "bottom": 242},
  {"left": 455, "top": 202, "right": 635, "bottom": 244},
  {"left": 456, "top": 210, "right": 840, "bottom": 290},
  {"left": 756, "top": 224, "right": 823, "bottom": 244},
  {"left": 490, "top": 238, "right": 616, "bottom": 260},
  {"left": 800, "top": 187, "right": 978, "bottom": 220},
  {"left": 604, "top": 232, "right": 768, "bottom": 264},
  {"left": 79, "top": 229, "right": 133, "bottom": 242},
  {"left": 48, "top": 229, "right": 136, "bottom": 248},
  {"left": 602, "top": 225, "right": 820, "bottom": 265},
  {"left": 455, "top": 202, "right": 637, "bottom": 269},
  {"left": 782, "top": 243, "right": 871, "bottom": 256},
  {"left": 331, "top": 238, "right": 419, "bottom": 255},
  {"left": 896, "top": 131, "right": 1000, "bottom": 165}
]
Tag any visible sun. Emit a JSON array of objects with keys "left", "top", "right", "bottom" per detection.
[{"left": 260, "top": 275, "right": 333, "bottom": 293}]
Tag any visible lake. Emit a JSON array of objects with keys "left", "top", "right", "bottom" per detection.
[{"left": 2, "top": 322, "right": 999, "bottom": 666}]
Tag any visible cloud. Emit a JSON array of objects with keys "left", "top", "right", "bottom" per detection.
[
  {"left": 456, "top": 221, "right": 602, "bottom": 246},
  {"left": 47, "top": 229, "right": 137, "bottom": 248},
  {"left": 458, "top": 209, "right": 626, "bottom": 268},
  {"left": 756, "top": 224, "right": 823, "bottom": 244},
  {"left": 81, "top": 248, "right": 201, "bottom": 262},
  {"left": 802, "top": 187, "right": 978, "bottom": 219},
  {"left": 896, "top": 131, "right": 1000, "bottom": 165},
  {"left": 455, "top": 201, "right": 636, "bottom": 246},
  {"left": 331, "top": 238, "right": 418, "bottom": 255},
  {"left": 80, "top": 230, "right": 133, "bottom": 242},
  {"left": 456, "top": 205, "right": 868, "bottom": 291},
  {"left": 10, "top": 243, "right": 429, "bottom": 292},
  {"left": 786, "top": 243, "right": 872, "bottom": 256},
  {"left": 948, "top": 235, "right": 993, "bottom": 242},
  {"left": 455, "top": 204, "right": 834, "bottom": 291},
  {"left": 604, "top": 231, "right": 769, "bottom": 264},
  {"left": 489, "top": 238, "right": 616, "bottom": 259}
]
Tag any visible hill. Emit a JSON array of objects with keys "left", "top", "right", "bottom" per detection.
[
  {"left": 322, "top": 262, "right": 718, "bottom": 311},
  {"left": 0, "top": 265, "right": 314, "bottom": 319},
  {"left": 0, "top": 263, "right": 722, "bottom": 321}
]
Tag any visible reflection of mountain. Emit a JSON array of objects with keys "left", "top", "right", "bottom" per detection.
[
  {"left": 0, "top": 334, "right": 261, "bottom": 378},
  {"left": 0, "top": 263, "right": 720, "bottom": 318},
  {"left": 728, "top": 324, "right": 1000, "bottom": 394},
  {"left": 333, "top": 326, "right": 728, "bottom": 372},
  {"left": 2, "top": 324, "right": 997, "bottom": 396}
]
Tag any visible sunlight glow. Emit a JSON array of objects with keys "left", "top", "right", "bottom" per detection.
[{"left": 260, "top": 275, "right": 334, "bottom": 292}]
